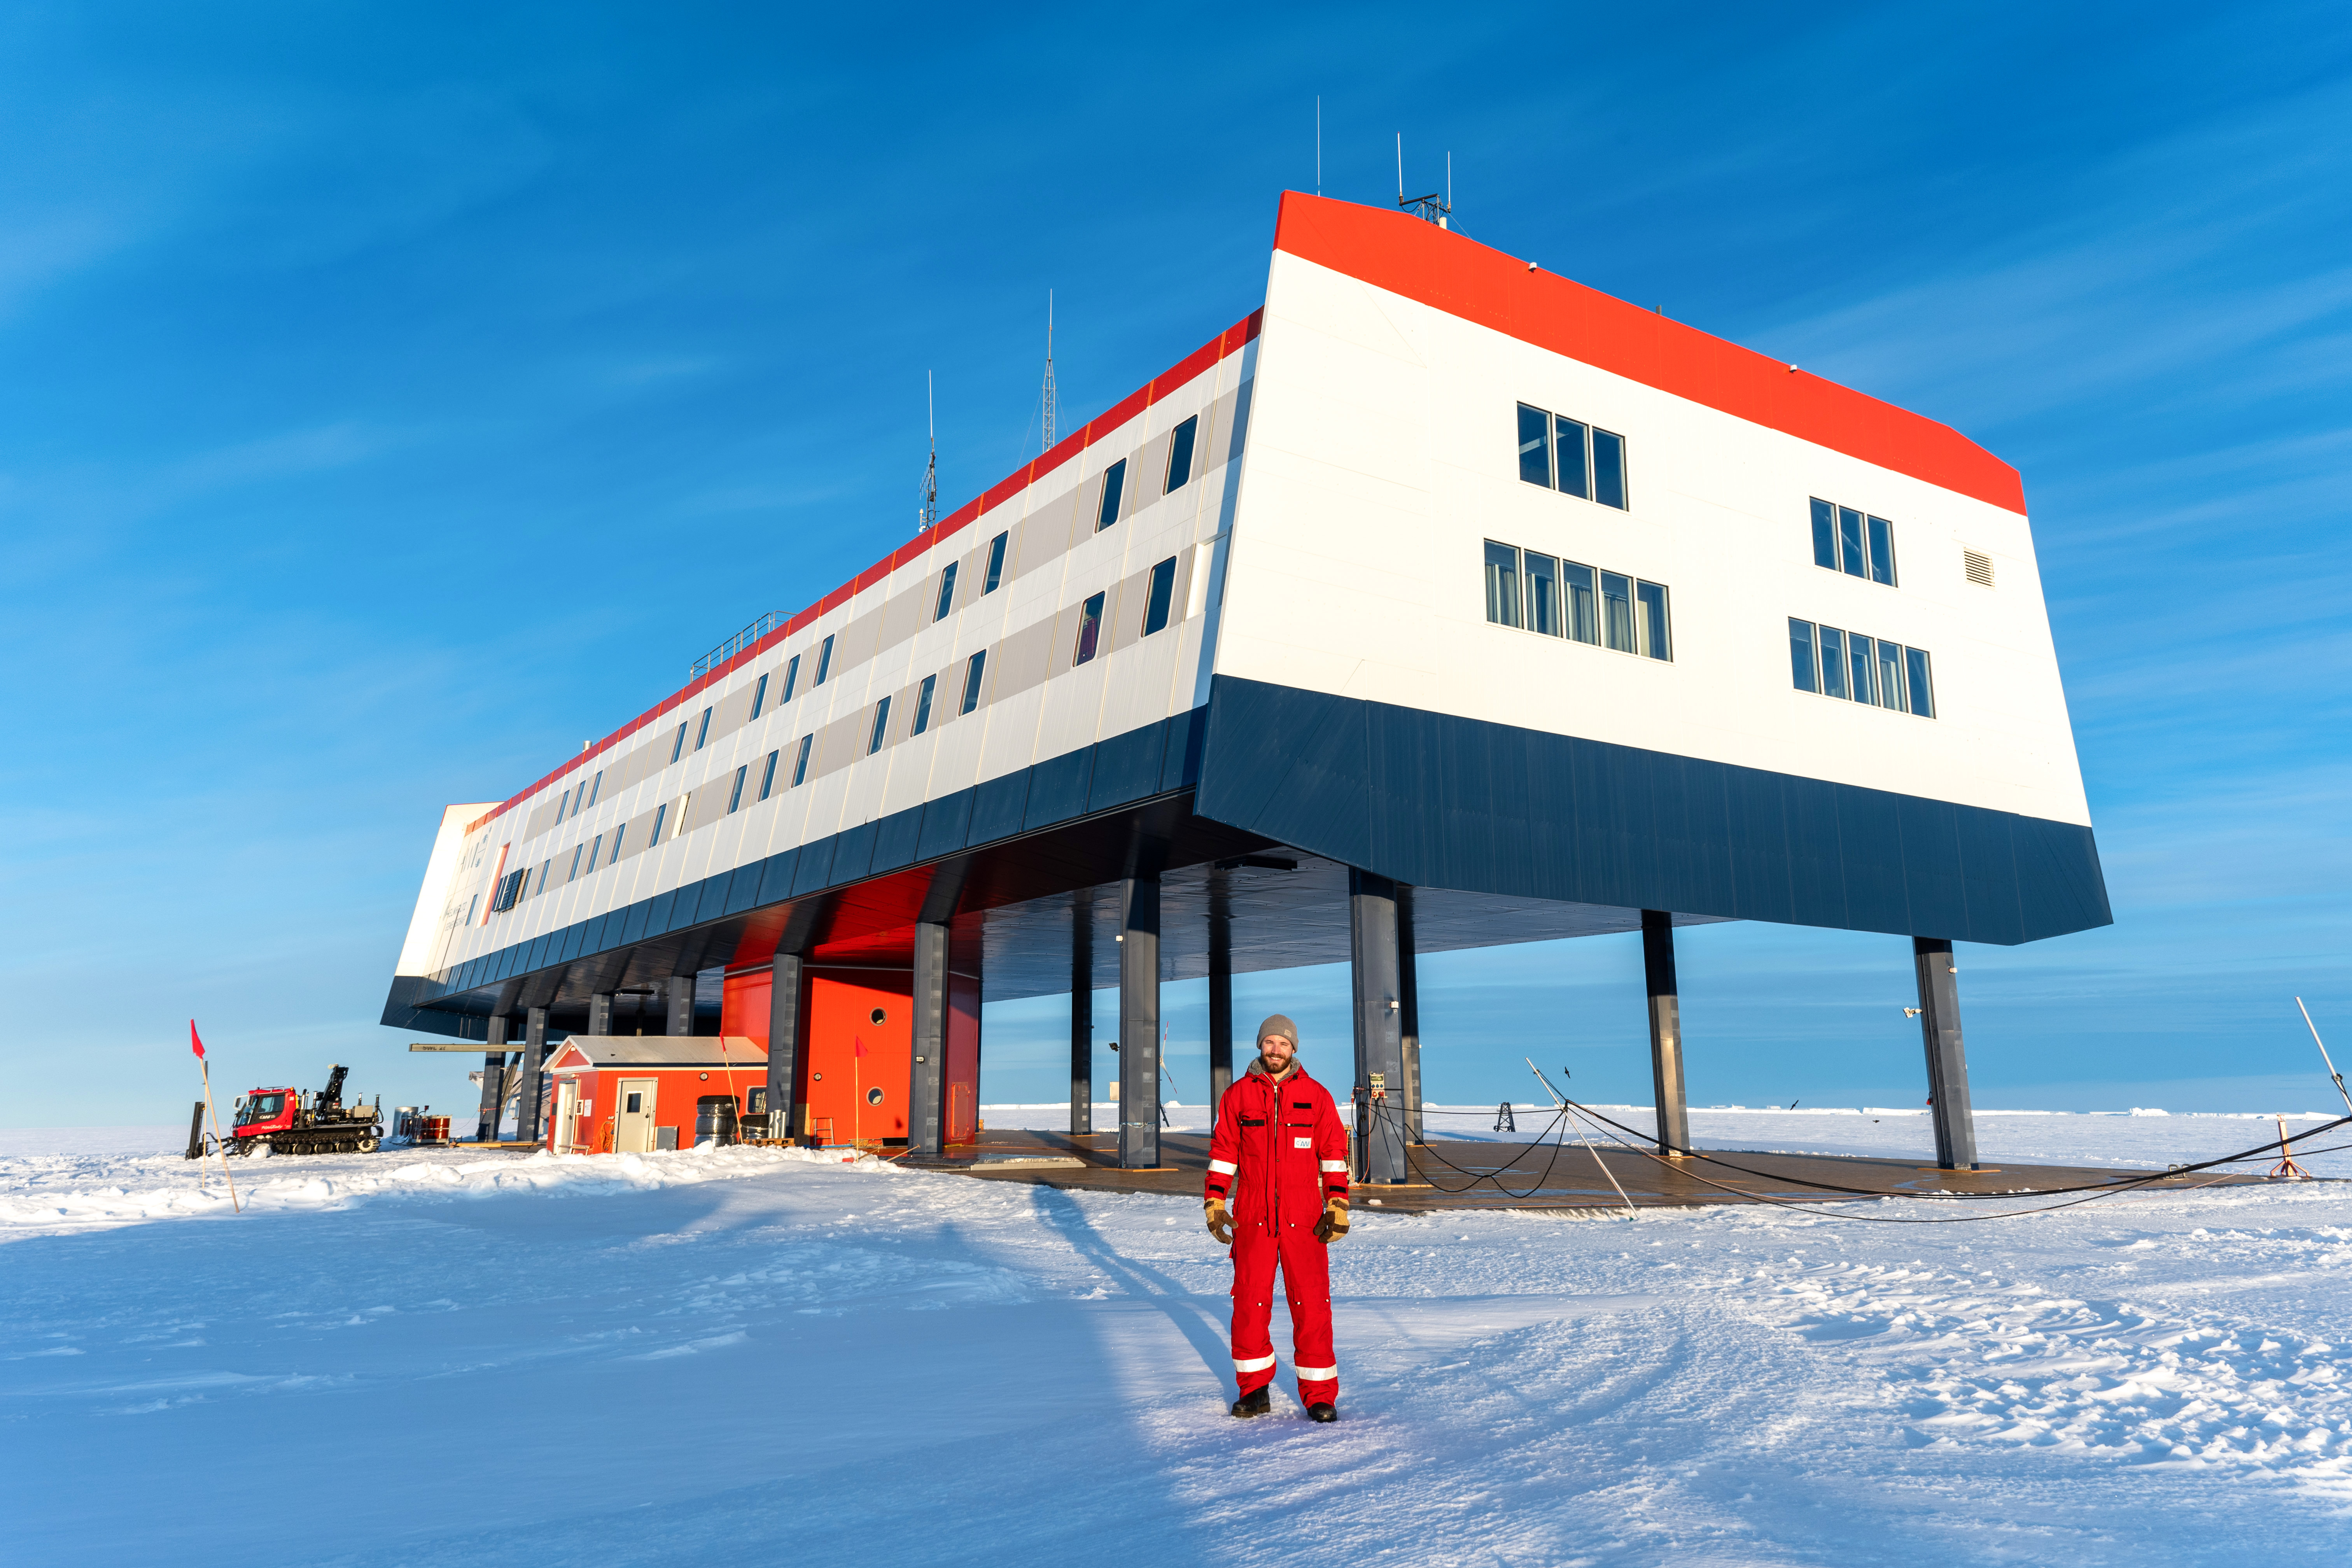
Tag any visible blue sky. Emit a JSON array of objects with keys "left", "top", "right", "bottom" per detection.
[{"left": 3, "top": 2, "right": 2345, "bottom": 1125}]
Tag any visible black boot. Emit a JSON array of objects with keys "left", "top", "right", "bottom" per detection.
[
  {"left": 1230, "top": 1386, "right": 1271, "bottom": 1418},
  {"left": 1306, "top": 1402, "right": 1338, "bottom": 1423}
]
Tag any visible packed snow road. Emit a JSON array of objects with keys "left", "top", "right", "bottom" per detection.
[{"left": 4, "top": 1128, "right": 2350, "bottom": 1566}]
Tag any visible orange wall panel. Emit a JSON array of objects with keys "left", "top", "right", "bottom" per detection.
[{"left": 803, "top": 970, "right": 912, "bottom": 1145}]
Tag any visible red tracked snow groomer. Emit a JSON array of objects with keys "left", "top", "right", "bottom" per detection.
[{"left": 229, "top": 1064, "right": 384, "bottom": 1155}]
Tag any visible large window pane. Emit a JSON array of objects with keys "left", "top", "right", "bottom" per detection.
[
  {"left": 1789, "top": 618, "right": 1818, "bottom": 691},
  {"left": 1096, "top": 460, "right": 1127, "bottom": 530},
  {"left": 1524, "top": 552, "right": 1560, "bottom": 636},
  {"left": 1905, "top": 647, "right": 1935, "bottom": 718},
  {"left": 1164, "top": 415, "right": 1198, "bottom": 493},
  {"left": 1810, "top": 499, "right": 1838, "bottom": 569},
  {"left": 1878, "top": 639, "right": 1908, "bottom": 712},
  {"left": 1483, "top": 541, "right": 1522, "bottom": 628},
  {"left": 1818, "top": 626, "right": 1849, "bottom": 699},
  {"left": 1867, "top": 515, "right": 1897, "bottom": 586},
  {"left": 1554, "top": 416, "right": 1589, "bottom": 499},
  {"left": 1849, "top": 634, "right": 1878, "bottom": 704},
  {"left": 1601, "top": 571, "right": 1635, "bottom": 652},
  {"left": 1073, "top": 591, "right": 1105, "bottom": 664},
  {"left": 1517, "top": 404, "right": 1552, "bottom": 487},
  {"left": 1838, "top": 507, "right": 1866, "bottom": 578},
  {"left": 1636, "top": 581, "right": 1671, "bottom": 660},
  {"left": 1562, "top": 562, "right": 1597, "bottom": 644},
  {"left": 1142, "top": 556, "right": 1177, "bottom": 635},
  {"left": 1591, "top": 428, "right": 1627, "bottom": 509}
]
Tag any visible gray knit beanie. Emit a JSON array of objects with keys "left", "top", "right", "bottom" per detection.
[{"left": 1255, "top": 1015, "right": 1299, "bottom": 1050}]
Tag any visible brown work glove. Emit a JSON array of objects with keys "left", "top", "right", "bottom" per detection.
[
  {"left": 1205, "top": 1197, "right": 1234, "bottom": 1246},
  {"left": 1313, "top": 1195, "right": 1350, "bottom": 1243}
]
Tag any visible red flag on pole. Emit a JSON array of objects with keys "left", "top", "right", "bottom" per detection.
[
  {"left": 853, "top": 1035, "right": 867, "bottom": 1059},
  {"left": 190, "top": 1021, "right": 206, "bottom": 1060}
]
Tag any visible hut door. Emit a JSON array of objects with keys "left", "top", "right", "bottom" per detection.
[
  {"left": 552, "top": 1081, "right": 578, "bottom": 1152},
  {"left": 614, "top": 1078, "right": 657, "bottom": 1153}
]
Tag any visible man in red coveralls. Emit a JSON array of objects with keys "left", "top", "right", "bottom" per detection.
[{"left": 1204, "top": 1014, "right": 1351, "bottom": 1422}]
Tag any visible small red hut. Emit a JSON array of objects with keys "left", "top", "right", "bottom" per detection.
[{"left": 541, "top": 1036, "right": 767, "bottom": 1154}]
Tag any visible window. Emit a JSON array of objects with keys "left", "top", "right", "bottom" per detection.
[
  {"left": 1515, "top": 403, "right": 1627, "bottom": 509},
  {"left": 751, "top": 673, "right": 769, "bottom": 719},
  {"left": 1073, "top": 592, "right": 1106, "bottom": 665},
  {"left": 934, "top": 562, "right": 957, "bottom": 622},
  {"left": 587, "top": 833, "right": 605, "bottom": 872},
  {"left": 695, "top": 707, "right": 712, "bottom": 750},
  {"left": 867, "top": 698, "right": 892, "bottom": 755},
  {"left": 814, "top": 634, "right": 835, "bottom": 686},
  {"left": 611, "top": 824, "right": 626, "bottom": 861},
  {"left": 649, "top": 803, "right": 668, "bottom": 845},
  {"left": 586, "top": 770, "right": 601, "bottom": 809},
  {"left": 1563, "top": 561, "right": 1597, "bottom": 645},
  {"left": 557, "top": 787, "right": 571, "bottom": 820},
  {"left": 1483, "top": 540, "right": 1522, "bottom": 628},
  {"left": 533, "top": 859, "right": 550, "bottom": 896},
  {"left": 567, "top": 844, "right": 584, "bottom": 882},
  {"left": 1787, "top": 619, "right": 1935, "bottom": 718},
  {"left": 1601, "top": 572, "right": 1635, "bottom": 653},
  {"left": 727, "top": 765, "right": 748, "bottom": 813},
  {"left": 984, "top": 531, "right": 1009, "bottom": 593},
  {"left": 781, "top": 654, "right": 801, "bottom": 703},
  {"left": 1636, "top": 581, "right": 1671, "bottom": 662},
  {"left": 911, "top": 674, "right": 937, "bottom": 736},
  {"left": 1096, "top": 460, "right": 1126, "bottom": 530},
  {"left": 1164, "top": 415, "right": 1198, "bottom": 493},
  {"left": 759, "top": 749, "right": 779, "bottom": 801},
  {"left": 1811, "top": 497, "right": 1897, "bottom": 584},
  {"left": 960, "top": 650, "right": 987, "bottom": 714},
  {"left": 1142, "top": 556, "right": 1178, "bottom": 635},
  {"left": 670, "top": 721, "right": 689, "bottom": 763},
  {"left": 791, "top": 733, "right": 813, "bottom": 787},
  {"left": 1524, "top": 552, "right": 1559, "bottom": 637}
]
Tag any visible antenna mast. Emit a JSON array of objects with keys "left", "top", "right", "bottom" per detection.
[
  {"left": 1041, "top": 291, "right": 1057, "bottom": 453},
  {"left": 1394, "top": 135, "right": 1452, "bottom": 229},
  {"left": 919, "top": 371, "right": 938, "bottom": 530}
]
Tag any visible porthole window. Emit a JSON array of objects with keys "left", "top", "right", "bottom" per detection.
[
  {"left": 869, "top": 1007, "right": 886, "bottom": 1024},
  {"left": 865, "top": 1087, "right": 885, "bottom": 1105}
]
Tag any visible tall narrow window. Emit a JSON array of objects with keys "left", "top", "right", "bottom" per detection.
[
  {"left": 984, "top": 530, "right": 1008, "bottom": 592},
  {"left": 1164, "top": 415, "right": 1198, "bottom": 492},
  {"left": 587, "top": 770, "right": 601, "bottom": 808},
  {"left": 1636, "top": 581, "right": 1671, "bottom": 661},
  {"left": 727, "top": 765, "right": 748, "bottom": 813},
  {"left": 934, "top": 562, "right": 958, "bottom": 621},
  {"left": 1867, "top": 515, "right": 1897, "bottom": 586},
  {"left": 1517, "top": 404, "right": 1552, "bottom": 486},
  {"left": 670, "top": 721, "right": 689, "bottom": 763},
  {"left": 814, "top": 633, "right": 835, "bottom": 685},
  {"left": 695, "top": 707, "right": 712, "bottom": 750},
  {"left": 1877, "top": 638, "right": 1908, "bottom": 713},
  {"left": 791, "top": 734, "right": 813, "bottom": 788},
  {"left": 1562, "top": 562, "right": 1598, "bottom": 645},
  {"left": 1554, "top": 416, "right": 1590, "bottom": 500},
  {"left": 1904, "top": 647, "right": 1935, "bottom": 718},
  {"left": 1810, "top": 498, "right": 1838, "bottom": 570},
  {"left": 1096, "top": 460, "right": 1127, "bottom": 530},
  {"left": 960, "top": 650, "right": 987, "bottom": 714},
  {"left": 649, "top": 803, "right": 668, "bottom": 845},
  {"left": 534, "top": 860, "right": 551, "bottom": 896},
  {"left": 759, "top": 749, "right": 780, "bottom": 801},
  {"left": 1073, "top": 592, "right": 1106, "bottom": 665},
  {"left": 1849, "top": 634, "right": 1878, "bottom": 704},
  {"left": 781, "top": 654, "right": 801, "bottom": 703},
  {"left": 1483, "top": 541, "right": 1522, "bottom": 628},
  {"left": 1524, "top": 552, "right": 1560, "bottom": 637},
  {"left": 1788, "top": 618, "right": 1819, "bottom": 692},
  {"left": 1142, "top": 556, "right": 1178, "bottom": 635},
  {"left": 609, "top": 824, "right": 627, "bottom": 861},
  {"left": 587, "top": 833, "right": 605, "bottom": 872},
  {"left": 1818, "top": 627, "right": 1850, "bottom": 699},
  {"left": 558, "top": 787, "right": 572, "bottom": 821},
  {"left": 867, "top": 697, "right": 892, "bottom": 754},
  {"left": 751, "top": 673, "right": 769, "bottom": 719},
  {"left": 1600, "top": 572, "right": 1636, "bottom": 653},
  {"left": 567, "top": 844, "right": 584, "bottom": 882},
  {"left": 1592, "top": 428, "right": 1628, "bottom": 510},
  {"left": 911, "top": 674, "right": 937, "bottom": 736},
  {"left": 1838, "top": 507, "right": 1867, "bottom": 579}
]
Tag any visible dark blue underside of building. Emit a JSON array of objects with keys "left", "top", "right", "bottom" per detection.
[{"left": 1192, "top": 675, "right": 2111, "bottom": 947}]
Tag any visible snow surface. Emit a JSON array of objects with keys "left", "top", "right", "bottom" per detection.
[{"left": 6, "top": 1114, "right": 2352, "bottom": 1565}]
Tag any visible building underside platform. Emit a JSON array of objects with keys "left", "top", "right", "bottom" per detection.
[{"left": 939, "top": 1127, "right": 2266, "bottom": 1213}]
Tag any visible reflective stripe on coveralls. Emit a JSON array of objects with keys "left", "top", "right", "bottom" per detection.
[{"left": 1206, "top": 1059, "right": 1351, "bottom": 1406}]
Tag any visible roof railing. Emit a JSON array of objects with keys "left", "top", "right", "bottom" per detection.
[{"left": 690, "top": 612, "right": 787, "bottom": 680}]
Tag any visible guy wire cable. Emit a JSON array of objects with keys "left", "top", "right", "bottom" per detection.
[{"left": 1392, "top": 1099, "right": 1584, "bottom": 1200}]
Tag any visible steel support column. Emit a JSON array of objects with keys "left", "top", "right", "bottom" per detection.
[
  {"left": 588, "top": 992, "right": 614, "bottom": 1036},
  {"left": 910, "top": 921, "right": 949, "bottom": 1160},
  {"left": 517, "top": 1006, "right": 548, "bottom": 1146},
  {"left": 665, "top": 973, "right": 694, "bottom": 1036},
  {"left": 1396, "top": 882, "right": 1423, "bottom": 1145},
  {"left": 1913, "top": 937, "right": 1979, "bottom": 1171},
  {"left": 475, "top": 1014, "right": 509, "bottom": 1143},
  {"left": 1069, "top": 894, "right": 1093, "bottom": 1136},
  {"left": 1117, "top": 873, "right": 1160, "bottom": 1170},
  {"left": 1349, "top": 868, "right": 1408, "bottom": 1183},
  {"left": 766, "top": 952, "right": 802, "bottom": 1143},
  {"left": 1642, "top": 911, "right": 1690, "bottom": 1157},
  {"left": 1207, "top": 890, "right": 1234, "bottom": 1118}
]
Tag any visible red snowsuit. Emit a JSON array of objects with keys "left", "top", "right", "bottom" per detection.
[{"left": 1205, "top": 1060, "right": 1350, "bottom": 1407}]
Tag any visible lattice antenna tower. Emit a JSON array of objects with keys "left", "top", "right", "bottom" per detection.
[
  {"left": 1395, "top": 134, "right": 1452, "bottom": 229},
  {"left": 1041, "top": 290, "right": 1057, "bottom": 453},
  {"left": 919, "top": 370, "right": 938, "bottom": 530}
]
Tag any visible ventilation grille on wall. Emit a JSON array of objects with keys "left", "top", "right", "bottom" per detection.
[{"left": 1964, "top": 549, "right": 1996, "bottom": 588}]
